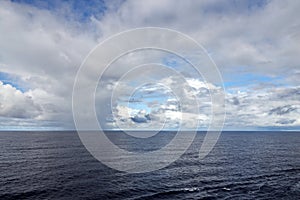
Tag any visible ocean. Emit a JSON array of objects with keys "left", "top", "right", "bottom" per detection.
[{"left": 0, "top": 131, "right": 299, "bottom": 199}]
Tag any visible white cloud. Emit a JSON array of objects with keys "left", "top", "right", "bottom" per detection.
[
  {"left": 225, "top": 86, "right": 300, "bottom": 128},
  {"left": 96, "top": 0, "right": 300, "bottom": 82},
  {"left": 0, "top": 81, "right": 41, "bottom": 118}
]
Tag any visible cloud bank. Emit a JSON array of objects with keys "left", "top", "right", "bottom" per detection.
[{"left": 0, "top": 0, "right": 299, "bottom": 130}]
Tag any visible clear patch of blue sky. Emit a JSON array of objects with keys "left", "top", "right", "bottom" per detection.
[
  {"left": 0, "top": 72, "right": 28, "bottom": 92},
  {"left": 119, "top": 83, "right": 177, "bottom": 116},
  {"left": 11, "top": 0, "right": 107, "bottom": 22},
  {"left": 223, "top": 72, "right": 284, "bottom": 88},
  {"left": 128, "top": 90, "right": 167, "bottom": 114}
]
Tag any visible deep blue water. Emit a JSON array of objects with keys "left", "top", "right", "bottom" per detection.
[{"left": 0, "top": 131, "right": 299, "bottom": 199}]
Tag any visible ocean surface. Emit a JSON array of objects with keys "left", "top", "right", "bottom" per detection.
[{"left": 0, "top": 131, "right": 299, "bottom": 200}]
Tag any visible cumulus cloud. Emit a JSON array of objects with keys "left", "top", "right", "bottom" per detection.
[
  {"left": 104, "top": 77, "right": 214, "bottom": 130},
  {"left": 0, "top": 0, "right": 97, "bottom": 129},
  {"left": 0, "top": 81, "right": 73, "bottom": 129},
  {"left": 0, "top": 81, "right": 41, "bottom": 118}
]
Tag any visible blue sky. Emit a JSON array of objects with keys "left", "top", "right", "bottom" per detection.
[
  {"left": 223, "top": 72, "right": 284, "bottom": 88},
  {"left": 11, "top": 0, "right": 108, "bottom": 20},
  {"left": 0, "top": 0, "right": 299, "bottom": 130},
  {"left": 0, "top": 72, "right": 27, "bottom": 92}
]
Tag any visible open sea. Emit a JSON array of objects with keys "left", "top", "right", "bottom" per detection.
[{"left": 0, "top": 131, "right": 299, "bottom": 200}]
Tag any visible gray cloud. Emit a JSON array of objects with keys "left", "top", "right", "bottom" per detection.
[
  {"left": 269, "top": 105, "right": 297, "bottom": 115},
  {"left": 131, "top": 113, "right": 151, "bottom": 124},
  {"left": 276, "top": 119, "right": 296, "bottom": 125}
]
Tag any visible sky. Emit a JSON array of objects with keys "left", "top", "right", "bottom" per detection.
[{"left": 0, "top": 0, "right": 299, "bottom": 130}]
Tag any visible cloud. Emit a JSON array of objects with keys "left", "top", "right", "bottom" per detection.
[
  {"left": 0, "top": 80, "right": 74, "bottom": 129},
  {"left": 225, "top": 86, "right": 300, "bottom": 128},
  {"left": 276, "top": 119, "right": 296, "bottom": 125},
  {"left": 0, "top": 0, "right": 299, "bottom": 130},
  {"left": 95, "top": 0, "right": 300, "bottom": 84},
  {"left": 0, "top": 0, "right": 98, "bottom": 129},
  {"left": 269, "top": 105, "right": 297, "bottom": 115},
  {"left": 0, "top": 81, "right": 41, "bottom": 118},
  {"left": 104, "top": 77, "right": 214, "bottom": 130},
  {"left": 131, "top": 113, "right": 151, "bottom": 123}
]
